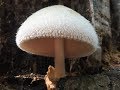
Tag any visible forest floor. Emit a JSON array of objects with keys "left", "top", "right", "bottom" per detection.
[
  {"left": 0, "top": 66, "right": 120, "bottom": 90},
  {"left": 0, "top": 51, "right": 120, "bottom": 90}
]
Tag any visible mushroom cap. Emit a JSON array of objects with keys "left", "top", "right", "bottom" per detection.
[{"left": 16, "top": 5, "right": 99, "bottom": 58}]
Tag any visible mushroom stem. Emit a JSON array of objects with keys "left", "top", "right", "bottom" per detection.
[{"left": 54, "top": 38, "right": 65, "bottom": 79}]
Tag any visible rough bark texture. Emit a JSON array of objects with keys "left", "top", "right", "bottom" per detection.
[
  {"left": 110, "top": 0, "right": 120, "bottom": 66},
  {"left": 111, "top": 0, "right": 120, "bottom": 51},
  {"left": 0, "top": 0, "right": 120, "bottom": 90},
  {"left": 57, "top": 68, "right": 120, "bottom": 90}
]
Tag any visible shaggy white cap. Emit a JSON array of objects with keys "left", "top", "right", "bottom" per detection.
[{"left": 16, "top": 5, "right": 99, "bottom": 58}]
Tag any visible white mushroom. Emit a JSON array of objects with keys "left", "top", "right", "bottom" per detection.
[{"left": 16, "top": 5, "right": 99, "bottom": 89}]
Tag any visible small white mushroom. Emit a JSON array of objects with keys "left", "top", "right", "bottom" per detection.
[{"left": 16, "top": 5, "right": 99, "bottom": 89}]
